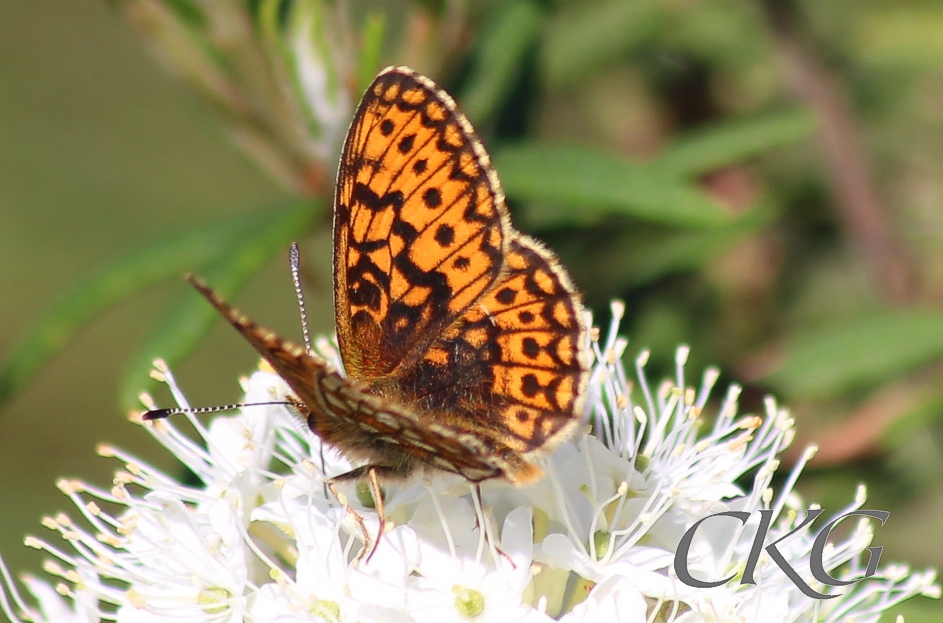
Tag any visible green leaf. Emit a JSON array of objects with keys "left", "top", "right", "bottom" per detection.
[
  {"left": 767, "top": 311, "right": 943, "bottom": 399},
  {"left": 459, "top": 0, "right": 542, "bottom": 126},
  {"left": 654, "top": 109, "right": 817, "bottom": 178},
  {"left": 541, "top": 0, "right": 663, "bottom": 89},
  {"left": 119, "top": 200, "right": 321, "bottom": 410},
  {"left": 256, "top": 0, "right": 283, "bottom": 39},
  {"left": 494, "top": 145, "right": 730, "bottom": 227},
  {"left": 571, "top": 204, "right": 776, "bottom": 292},
  {"left": 0, "top": 212, "right": 266, "bottom": 409},
  {"left": 357, "top": 12, "right": 387, "bottom": 94},
  {"left": 161, "top": 0, "right": 208, "bottom": 29},
  {"left": 883, "top": 383, "right": 943, "bottom": 453}
]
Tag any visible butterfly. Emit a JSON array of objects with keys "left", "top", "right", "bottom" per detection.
[{"left": 149, "top": 66, "right": 590, "bottom": 553}]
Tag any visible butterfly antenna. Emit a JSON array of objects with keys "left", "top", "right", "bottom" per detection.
[
  {"left": 289, "top": 242, "right": 313, "bottom": 354},
  {"left": 289, "top": 242, "right": 329, "bottom": 494},
  {"left": 142, "top": 401, "right": 291, "bottom": 421}
]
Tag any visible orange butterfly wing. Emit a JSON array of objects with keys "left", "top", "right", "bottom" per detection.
[
  {"left": 334, "top": 67, "right": 590, "bottom": 468},
  {"left": 333, "top": 67, "right": 510, "bottom": 381},
  {"left": 397, "top": 236, "right": 589, "bottom": 457}
]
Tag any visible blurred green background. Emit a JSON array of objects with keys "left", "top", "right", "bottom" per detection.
[
  {"left": 1, "top": 0, "right": 942, "bottom": 619},
  {"left": 0, "top": 0, "right": 293, "bottom": 584}
]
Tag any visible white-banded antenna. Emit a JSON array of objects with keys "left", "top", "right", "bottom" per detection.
[
  {"left": 289, "top": 242, "right": 328, "bottom": 496},
  {"left": 142, "top": 401, "right": 292, "bottom": 421},
  {"left": 289, "top": 242, "right": 313, "bottom": 354}
]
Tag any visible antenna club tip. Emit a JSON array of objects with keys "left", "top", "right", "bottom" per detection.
[{"left": 142, "top": 408, "right": 175, "bottom": 421}]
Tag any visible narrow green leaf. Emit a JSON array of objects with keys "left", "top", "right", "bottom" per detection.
[
  {"left": 256, "top": 0, "right": 283, "bottom": 42},
  {"left": 358, "top": 12, "right": 387, "bottom": 94},
  {"left": 767, "top": 311, "right": 943, "bottom": 399},
  {"left": 883, "top": 384, "right": 943, "bottom": 452},
  {"left": 0, "top": 213, "right": 268, "bottom": 409},
  {"left": 119, "top": 200, "right": 321, "bottom": 410},
  {"left": 494, "top": 145, "right": 729, "bottom": 227},
  {"left": 459, "top": 0, "right": 542, "bottom": 126},
  {"left": 571, "top": 204, "right": 776, "bottom": 292},
  {"left": 541, "top": 0, "right": 662, "bottom": 89},
  {"left": 161, "top": 0, "right": 208, "bottom": 29},
  {"left": 654, "top": 109, "right": 817, "bottom": 178}
]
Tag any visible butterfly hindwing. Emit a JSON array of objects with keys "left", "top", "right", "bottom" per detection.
[{"left": 396, "top": 236, "right": 590, "bottom": 456}]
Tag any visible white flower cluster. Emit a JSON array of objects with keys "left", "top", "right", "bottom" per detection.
[{"left": 1, "top": 303, "right": 937, "bottom": 622}]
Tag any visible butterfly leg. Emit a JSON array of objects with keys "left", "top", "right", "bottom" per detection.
[
  {"left": 365, "top": 467, "right": 386, "bottom": 563},
  {"left": 284, "top": 396, "right": 333, "bottom": 498},
  {"left": 327, "top": 465, "right": 393, "bottom": 565},
  {"left": 471, "top": 484, "right": 514, "bottom": 569}
]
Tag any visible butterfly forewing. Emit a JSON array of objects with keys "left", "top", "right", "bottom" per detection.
[{"left": 334, "top": 68, "right": 510, "bottom": 381}]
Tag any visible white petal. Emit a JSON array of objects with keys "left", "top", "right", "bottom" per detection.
[{"left": 559, "top": 576, "right": 647, "bottom": 623}]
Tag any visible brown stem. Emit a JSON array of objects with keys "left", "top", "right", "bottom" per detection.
[{"left": 761, "top": 0, "right": 917, "bottom": 304}]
